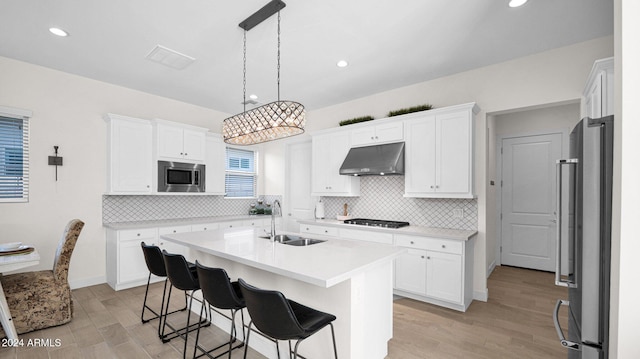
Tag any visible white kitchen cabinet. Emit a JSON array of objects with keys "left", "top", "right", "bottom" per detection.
[
  {"left": 394, "top": 248, "right": 427, "bottom": 295},
  {"left": 393, "top": 233, "right": 474, "bottom": 311},
  {"left": 154, "top": 120, "right": 207, "bottom": 163},
  {"left": 205, "top": 134, "right": 225, "bottom": 195},
  {"left": 311, "top": 131, "right": 360, "bottom": 196},
  {"left": 104, "top": 114, "right": 153, "bottom": 194},
  {"left": 106, "top": 227, "right": 159, "bottom": 291},
  {"left": 403, "top": 103, "right": 478, "bottom": 198},
  {"left": 582, "top": 57, "right": 613, "bottom": 118},
  {"left": 350, "top": 121, "right": 403, "bottom": 147}
]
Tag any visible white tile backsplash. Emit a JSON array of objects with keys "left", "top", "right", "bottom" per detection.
[
  {"left": 321, "top": 176, "right": 477, "bottom": 230},
  {"left": 102, "top": 195, "right": 281, "bottom": 223}
]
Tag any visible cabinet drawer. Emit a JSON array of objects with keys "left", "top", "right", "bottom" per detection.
[
  {"left": 395, "top": 234, "right": 462, "bottom": 255},
  {"left": 119, "top": 228, "right": 157, "bottom": 241},
  {"left": 158, "top": 225, "right": 192, "bottom": 235},
  {"left": 242, "top": 219, "right": 267, "bottom": 227},
  {"left": 191, "top": 223, "right": 219, "bottom": 232},
  {"left": 340, "top": 228, "right": 393, "bottom": 244},
  {"left": 300, "top": 224, "right": 338, "bottom": 237}
]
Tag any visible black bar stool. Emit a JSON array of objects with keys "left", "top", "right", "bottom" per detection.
[
  {"left": 238, "top": 278, "right": 338, "bottom": 359},
  {"left": 193, "top": 261, "right": 247, "bottom": 359},
  {"left": 162, "top": 250, "right": 210, "bottom": 358},
  {"left": 140, "top": 242, "right": 189, "bottom": 338}
]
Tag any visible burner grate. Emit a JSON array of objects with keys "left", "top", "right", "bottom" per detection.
[{"left": 343, "top": 218, "right": 410, "bottom": 229}]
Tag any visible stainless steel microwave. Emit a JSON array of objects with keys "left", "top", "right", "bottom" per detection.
[{"left": 157, "top": 161, "right": 205, "bottom": 192}]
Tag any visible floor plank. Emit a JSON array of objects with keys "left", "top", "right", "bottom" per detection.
[{"left": 0, "top": 265, "right": 568, "bottom": 358}]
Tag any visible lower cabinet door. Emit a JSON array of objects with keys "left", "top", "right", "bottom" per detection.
[
  {"left": 426, "top": 251, "right": 462, "bottom": 303},
  {"left": 119, "top": 238, "right": 149, "bottom": 284},
  {"left": 394, "top": 248, "right": 427, "bottom": 295}
]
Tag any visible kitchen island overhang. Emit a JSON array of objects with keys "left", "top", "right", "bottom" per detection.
[{"left": 161, "top": 227, "right": 405, "bottom": 359}]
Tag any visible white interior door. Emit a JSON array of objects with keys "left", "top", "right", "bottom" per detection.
[
  {"left": 285, "top": 141, "right": 315, "bottom": 231},
  {"left": 500, "top": 133, "right": 562, "bottom": 271}
]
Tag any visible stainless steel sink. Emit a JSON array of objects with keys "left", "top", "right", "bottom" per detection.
[
  {"left": 283, "top": 238, "right": 326, "bottom": 246},
  {"left": 259, "top": 234, "right": 326, "bottom": 246}
]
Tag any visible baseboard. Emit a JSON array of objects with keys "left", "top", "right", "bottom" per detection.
[
  {"left": 69, "top": 275, "right": 106, "bottom": 290},
  {"left": 487, "top": 260, "right": 497, "bottom": 278},
  {"left": 473, "top": 288, "right": 488, "bottom": 302}
]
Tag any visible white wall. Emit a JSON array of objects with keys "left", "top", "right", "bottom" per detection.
[
  {"left": 264, "top": 36, "right": 613, "bottom": 298},
  {"left": 0, "top": 56, "right": 229, "bottom": 288},
  {"left": 610, "top": 0, "right": 640, "bottom": 357}
]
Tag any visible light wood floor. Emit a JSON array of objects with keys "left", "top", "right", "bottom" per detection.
[{"left": 0, "top": 266, "right": 568, "bottom": 358}]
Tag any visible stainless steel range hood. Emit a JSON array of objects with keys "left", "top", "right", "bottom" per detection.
[{"left": 339, "top": 142, "right": 405, "bottom": 176}]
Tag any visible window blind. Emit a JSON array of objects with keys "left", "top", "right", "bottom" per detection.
[
  {"left": 0, "top": 115, "right": 29, "bottom": 202},
  {"left": 225, "top": 147, "right": 256, "bottom": 197}
]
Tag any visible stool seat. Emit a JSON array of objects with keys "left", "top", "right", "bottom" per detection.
[{"left": 238, "top": 278, "right": 338, "bottom": 359}]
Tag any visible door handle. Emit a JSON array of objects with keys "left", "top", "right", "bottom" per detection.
[
  {"left": 555, "top": 159, "right": 578, "bottom": 288},
  {"left": 553, "top": 300, "right": 580, "bottom": 351}
]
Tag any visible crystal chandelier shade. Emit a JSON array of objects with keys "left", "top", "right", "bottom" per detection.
[
  {"left": 222, "top": 0, "right": 305, "bottom": 145},
  {"left": 223, "top": 100, "right": 305, "bottom": 145}
]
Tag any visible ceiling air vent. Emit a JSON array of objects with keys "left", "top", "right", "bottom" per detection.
[{"left": 145, "top": 45, "right": 195, "bottom": 70}]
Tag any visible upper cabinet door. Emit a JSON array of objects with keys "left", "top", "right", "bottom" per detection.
[
  {"left": 582, "top": 57, "right": 613, "bottom": 118},
  {"left": 105, "top": 114, "right": 153, "bottom": 194},
  {"left": 205, "top": 134, "right": 225, "bottom": 195},
  {"left": 157, "top": 125, "right": 185, "bottom": 161},
  {"left": 311, "top": 131, "right": 360, "bottom": 196},
  {"left": 182, "top": 129, "right": 206, "bottom": 162},
  {"left": 351, "top": 122, "right": 404, "bottom": 147},
  {"left": 404, "top": 116, "right": 437, "bottom": 195},
  {"left": 436, "top": 111, "right": 472, "bottom": 195}
]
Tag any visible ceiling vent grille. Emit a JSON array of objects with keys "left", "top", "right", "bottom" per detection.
[{"left": 145, "top": 45, "right": 195, "bottom": 70}]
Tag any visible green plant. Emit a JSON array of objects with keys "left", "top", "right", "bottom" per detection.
[
  {"left": 387, "top": 104, "right": 433, "bottom": 117},
  {"left": 339, "top": 116, "right": 375, "bottom": 126}
]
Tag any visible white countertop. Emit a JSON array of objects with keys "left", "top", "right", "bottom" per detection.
[
  {"left": 298, "top": 219, "right": 477, "bottom": 241},
  {"left": 103, "top": 214, "right": 273, "bottom": 230},
  {"left": 160, "top": 227, "right": 405, "bottom": 288}
]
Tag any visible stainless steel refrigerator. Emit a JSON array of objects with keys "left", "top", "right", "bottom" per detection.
[{"left": 553, "top": 115, "right": 613, "bottom": 359}]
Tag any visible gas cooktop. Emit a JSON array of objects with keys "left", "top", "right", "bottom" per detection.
[{"left": 342, "top": 218, "right": 410, "bottom": 229}]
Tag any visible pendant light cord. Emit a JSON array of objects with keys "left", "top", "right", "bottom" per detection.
[
  {"left": 277, "top": 11, "right": 281, "bottom": 102},
  {"left": 243, "top": 30, "right": 247, "bottom": 113}
]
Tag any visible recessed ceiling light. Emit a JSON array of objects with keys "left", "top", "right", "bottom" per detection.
[
  {"left": 49, "top": 27, "right": 68, "bottom": 37},
  {"left": 508, "top": 0, "right": 528, "bottom": 7},
  {"left": 249, "top": 94, "right": 258, "bottom": 100},
  {"left": 337, "top": 60, "right": 349, "bottom": 68}
]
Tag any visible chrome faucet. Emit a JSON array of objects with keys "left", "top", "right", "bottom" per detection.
[{"left": 270, "top": 199, "right": 281, "bottom": 240}]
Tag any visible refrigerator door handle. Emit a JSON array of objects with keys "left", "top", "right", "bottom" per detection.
[
  {"left": 555, "top": 159, "right": 578, "bottom": 288},
  {"left": 553, "top": 299, "right": 581, "bottom": 351}
]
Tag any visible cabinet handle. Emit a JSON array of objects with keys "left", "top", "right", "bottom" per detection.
[
  {"left": 410, "top": 241, "right": 414, "bottom": 244},
  {"left": 203, "top": 227, "right": 207, "bottom": 230},
  {"left": 180, "top": 152, "right": 184, "bottom": 155},
  {"left": 442, "top": 244, "right": 446, "bottom": 248},
  {"left": 421, "top": 255, "right": 425, "bottom": 259},
  {"left": 306, "top": 227, "right": 309, "bottom": 230},
  {"left": 435, "top": 185, "right": 439, "bottom": 189},
  {"left": 430, "top": 185, "right": 434, "bottom": 189},
  {"left": 427, "top": 256, "right": 431, "bottom": 260},
  {"left": 324, "top": 230, "right": 328, "bottom": 233},
  {"left": 137, "top": 233, "right": 140, "bottom": 237},
  {"left": 375, "top": 136, "right": 379, "bottom": 139},
  {"left": 173, "top": 230, "right": 176, "bottom": 233},
  {"left": 371, "top": 136, "right": 374, "bottom": 140},
  {"left": 185, "top": 153, "right": 188, "bottom": 156},
  {"left": 146, "top": 185, "right": 150, "bottom": 188}
]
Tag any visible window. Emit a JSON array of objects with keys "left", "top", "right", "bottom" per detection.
[
  {"left": 0, "top": 106, "right": 31, "bottom": 203},
  {"left": 225, "top": 147, "right": 256, "bottom": 198}
]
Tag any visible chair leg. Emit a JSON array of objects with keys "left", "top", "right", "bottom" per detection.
[
  {"left": 182, "top": 292, "right": 195, "bottom": 359},
  {"left": 243, "top": 321, "right": 253, "bottom": 359},
  {"left": 329, "top": 323, "right": 338, "bottom": 359},
  {"left": 160, "top": 284, "right": 174, "bottom": 342},
  {"left": 192, "top": 300, "right": 207, "bottom": 359},
  {"left": 141, "top": 273, "right": 154, "bottom": 323}
]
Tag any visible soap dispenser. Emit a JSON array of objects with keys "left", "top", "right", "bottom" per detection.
[{"left": 315, "top": 199, "right": 325, "bottom": 219}]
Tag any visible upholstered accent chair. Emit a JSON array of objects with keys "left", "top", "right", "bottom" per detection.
[{"left": 0, "top": 219, "right": 84, "bottom": 336}]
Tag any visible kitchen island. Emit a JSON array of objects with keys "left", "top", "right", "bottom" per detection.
[{"left": 161, "top": 226, "right": 404, "bottom": 359}]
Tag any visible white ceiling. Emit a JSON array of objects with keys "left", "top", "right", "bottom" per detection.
[{"left": 0, "top": 0, "right": 613, "bottom": 114}]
